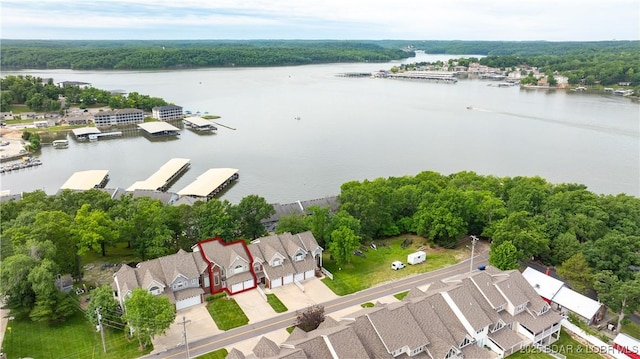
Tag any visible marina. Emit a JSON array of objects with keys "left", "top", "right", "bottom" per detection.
[
  {"left": 183, "top": 116, "right": 218, "bottom": 132},
  {"left": 385, "top": 71, "right": 458, "bottom": 83},
  {"left": 59, "top": 170, "right": 110, "bottom": 191},
  {"left": 126, "top": 158, "right": 191, "bottom": 192},
  {"left": 176, "top": 168, "right": 239, "bottom": 201},
  {"left": 0, "top": 157, "right": 42, "bottom": 174}
]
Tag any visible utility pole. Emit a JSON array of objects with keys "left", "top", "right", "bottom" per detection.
[
  {"left": 179, "top": 316, "right": 191, "bottom": 359},
  {"left": 95, "top": 308, "right": 107, "bottom": 353},
  {"left": 469, "top": 235, "right": 479, "bottom": 273}
]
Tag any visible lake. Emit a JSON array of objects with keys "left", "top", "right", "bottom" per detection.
[{"left": 1, "top": 53, "right": 639, "bottom": 203}]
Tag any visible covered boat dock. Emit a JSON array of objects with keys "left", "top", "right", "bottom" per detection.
[
  {"left": 126, "top": 158, "right": 191, "bottom": 191},
  {"left": 177, "top": 168, "right": 239, "bottom": 201},
  {"left": 183, "top": 116, "right": 217, "bottom": 132},
  {"left": 137, "top": 122, "right": 181, "bottom": 138},
  {"left": 72, "top": 127, "right": 101, "bottom": 141},
  {"left": 60, "top": 170, "right": 110, "bottom": 190}
]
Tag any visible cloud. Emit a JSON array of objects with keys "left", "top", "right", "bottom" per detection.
[{"left": 1, "top": 0, "right": 638, "bottom": 40}]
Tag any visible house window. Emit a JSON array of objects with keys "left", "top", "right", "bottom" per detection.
[
  {"left": 445, "top": 348, "right": 457, "bottom": 359},
  {"left": 493, "top": 321, "right": 504, "bottom": 332},
  {"left": 476, "top": 327, "right": 484, "bottom": 334},
  {"left": 295, "top": 252, "right": 304, "bottom": 262},
  {"left": 515, "top": 303, "right": 526, "bottom": 314},
  {"left": 541, "top": 304, "right": 549, "bottom": 314},
  {"left": 234, "top": 264, "right": 244, "bottom": 274},
  {"left": 254, "top": 263, "right": 261, "bottom": 272},
  {"left": 273, "top": 259, "right": 281, "bottom": 266},
  {"left": 460, "top": 336, "right": 471, "bottom": 348},
  {"left": 175, "top": 280, "right": 186, "bottom": 289},
  {"left": 214, "top": 274, "right": 219, "bottom": 286},
  {"left": 149, "top": 286, "right": 161, "bottom": 295},
  {"left": 495, "top": 304, "right": 504, "bottom": 312},
  {"left": 191, "top": 279, "right": 197, "bottom": 285}
]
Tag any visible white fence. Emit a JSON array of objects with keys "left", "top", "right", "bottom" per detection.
[
  {"left": 256, "top": 285, "right": 267, "bottom": 302},
  {"left": 321, "top": 267, "right": 333, "bottom": 280},
  {"left": 294, "top": 280, "right": 305, "bottom": 293},
  {"left": 561, "top": 319, "right": 627, "bottom": 359}
]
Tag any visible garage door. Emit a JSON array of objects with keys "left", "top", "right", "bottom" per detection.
[
  {"left": 175, "top": 295, "right": 200, "bottom": 311},
  {"left": 231, "top": 282, "right": 244, "bottom": 293},
  {"left": 271, "top": 277, "right": 282, "bottom": 288},
  {"left": 243, "top": 278, "right": 254, "bottom": 290},
  {"left": 283, "top": 274, "right": 293, "bottom": 285},
  {"left": 294, "top": 273, "right": 304, "bottom": 282},
  {"left": 304, "top": 270, "right": 315, "bottom": 280}
]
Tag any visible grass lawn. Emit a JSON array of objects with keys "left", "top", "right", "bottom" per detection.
[
  {"left": 509, "top": 329, "right": 604, "bottom": 359},
  {"left": 195, "top": 348, "right": 228, "bottom": 359},
  {"left": 3, "top": 309, "right": 146, "bottom": 359},
  {"left": 266, "top": 294, "right": 288, "bottom": 313},
  {"left": 622, "top": 320, "right": 640, "bottom": 339},
  {"left": 206, "top": 297, "right": 249, "bottom": 330},
  {"left": 321, "top": 234, "right": 465, "bottom": 295}
]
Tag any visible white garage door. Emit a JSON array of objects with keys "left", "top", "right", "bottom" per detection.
[
  {"left": 231, "top": 282, "right": 244, "bottom": 293},
  {"left": 271, "top": 277, "right": 282, "bottom": 288},
  {"left": 304, "top": 270, "right": 315, "bottom": 280},
  {"left": 175, "top": 295, "right": 200, "bottom": 311},
  {"left": 283, "top": 274, "right": 294, "bottom": 285},
  {"left": 294, "top": 273, "right": 304, "bottom": 282},
  {"left": 243, "top": 278, "right": 254, "bottom": 290}
]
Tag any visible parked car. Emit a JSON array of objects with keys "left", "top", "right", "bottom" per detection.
[{"left": 391, "top": 261, "right": 405, "bottom": 270}]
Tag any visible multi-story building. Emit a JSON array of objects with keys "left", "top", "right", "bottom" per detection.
[
  {"left": 152, "top": 105, "right": 183, "bottom": 121},
  {"left": 93, "top": 108, "right": 144, "bottom": 127}
]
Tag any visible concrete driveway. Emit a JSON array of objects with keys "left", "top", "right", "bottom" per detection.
[
  {"left": 268, "top": 278, "right": 338, "bottom": 312},
  {"left": 233, "top": 289, "right": 278, "bottom": 323},
  {"left": 151, "top": 303, "right": 220, "bottom": 355}
]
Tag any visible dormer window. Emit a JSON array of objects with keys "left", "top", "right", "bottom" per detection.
[
  {"left": 234, "top": 264, "right": 244, "bottom": 274},
  {"left": 149, "top": 286, "right": 161, "bottom": 295},
  {"left": 254, "top": 263, "right": 262, "bottom": 272},
  {"left": 273, "top": 259, "right": 281, "bottom": 266},
  {"left": 295, "top": 252, "right": 304, "bottom": 262},
  {"left": 515, "top": 303, "right": 526, "bottom": 314},
  {"left": 541, "top": 304, "right": 549, "bottom": 314}
]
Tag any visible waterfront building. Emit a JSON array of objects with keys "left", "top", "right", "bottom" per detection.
[
  {"left": 152, "top": 105, "right": 183, "bottom": 121},
  {"left": 93, "top": 108, "right": 144, "bottom": 127}
]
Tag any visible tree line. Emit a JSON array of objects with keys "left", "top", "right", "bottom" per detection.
[
  {"left": 0, "top": 41, "right": 410, "bottom": 70},
  {"left": 0, "top": 75, "right": 169, "bottom": 113},
  {"left": 2, "top": 170, "right": 639, "bottom": 329}
]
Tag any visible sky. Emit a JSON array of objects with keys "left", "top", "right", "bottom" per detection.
[{"left": 1, "top": 0, "right": 639, "bottom": 41}]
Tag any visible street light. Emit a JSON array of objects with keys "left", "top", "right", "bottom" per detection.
[{"left": 469, "top": 235, "right": 479, "bottom": 273}]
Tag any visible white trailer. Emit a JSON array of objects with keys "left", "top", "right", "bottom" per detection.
[{"left": 407, "top": 251, "right": 426, "bottom": 265}]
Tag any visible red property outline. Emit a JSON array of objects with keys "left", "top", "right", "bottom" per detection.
[{"left": 197, "top": 237, "right": 258, "bottom": 296}]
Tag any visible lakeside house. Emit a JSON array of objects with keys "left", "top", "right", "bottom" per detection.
[
  {"left": 93, "top": 108, "right": 145, "bottom": 127},
  {"left": 152, "top": 105, "right": 183, "bottom": 121},
  {"left": 113, "top": 231, "right": 323, "bottom": 311}
]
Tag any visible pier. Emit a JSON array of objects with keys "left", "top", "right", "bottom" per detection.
[
  {"left": 386, "top": 71, "right": 458, "bottom": 83},
  {"left": 72, "top": 127, "right": 102, "bottom": 141},
  {"left": 88, "top": 131, "right": 123, "bottom": 141},
  {"left": 137, "top": 122, "right": 181, "bottom": 138},
  {"left": 126, "top": 158, "right": 191, "bottom": 192},
  {"left": 176, "top": 168, "right": 239, "bottom": 201},
  {"left": 60, "top": 170, "right": 110, "bottom": 191},
  {"left": 0, "top": 157, "right": 42, "bottom": 174},
  {"left": 336, "top": 72, "right": 372, "bottom": 78},
  {"left": 183, "top": 116, "right": 217, "bottom": 132}
]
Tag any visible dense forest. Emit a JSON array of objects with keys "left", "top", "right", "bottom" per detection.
[
  {"left": 0, "top": 75, "right": 169, "bottom": 112},
  {"left": 0, "top": 40, "right": 410, "bottom": 70},
  {"left": 2, "top": 170, "right": 639, "bottom": 323}
]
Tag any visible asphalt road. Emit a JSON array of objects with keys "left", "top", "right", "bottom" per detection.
[{"left": 142, "top": 251, "right": 490, "bottom": 359}]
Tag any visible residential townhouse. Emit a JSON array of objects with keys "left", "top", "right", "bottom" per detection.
[
  {"left": 112, "top": 249, "right": 208, "bottom": 311},
  {"left": 113, "top": 231, "right": 323, "bottom": 311},
  {"left": 227, "top": 266, "right": 562, "bottom": 359}
]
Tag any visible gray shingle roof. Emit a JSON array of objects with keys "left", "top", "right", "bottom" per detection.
[
  {"left": 253, "top": 337, "right": 281, "bottom": 358},
  {"left": 199, "top": 238, "right": 251, "bottom": 270},
  {"left": 248, "top": 232, "right": 320, "bottom": 282},
  {"left": 406, "top": 298, "right": 458, "bottom": 359},
  {"left": 366, "top": 303, "right": 429, "bottom": 353},
  {"left": 226, "top": 348, "right": 246, "bottom": 359},
  {"left": 496, "top": 277, "right": 529, "bottom": 308},
  {"left": 469, "top": 271, "right": 508, "bottom": 309},
  {"left": 445, "top": 285, "right": 493, "bottom": 331},
  {"left": 488, "top": 327, "right": 525, "bottom": 351}
]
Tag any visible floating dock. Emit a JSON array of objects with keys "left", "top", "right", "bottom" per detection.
[
  {"left": 72, "top": 127, "right": 102, "bottom": 141},
  {"left": 137, "top": 122, "right": 181, "bottom": 138},
  {"left": 177, "top": 168, "right": 239, "bottom": 201},
  {"left": 126, "top": 158, "right": 191, "bottom": 192},
  {"left": 60, "top": 170, "right": 110, "bottom": 190},
  {"left": 183, "top": 116, "right": 217, "bottom": 132},
  {"left": 387, "top": 71, "right": 458, "bottom": 83}
]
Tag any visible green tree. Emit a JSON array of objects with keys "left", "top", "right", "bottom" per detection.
[
  {"left": 295, "top": 305, "right": 325, "bottom": 332},
  {"left": 72, "top": 204, "right": 118, "bottom": 257},
  {"left": 593, "top": 271, "right": 640, "bottom": 333},
  {"left": 484, "top": 211, "right": 549, "bottom": 261},
  {"left": 328, "top": 226, "right": 360, "bottom": 267},
  {"left": 87, "top": 285, "right": 123, "bottom": 326},
  {"left": 0, "top": 253, "right": 37, "bottom": 316},
  {"left": 276, "top": 213, "right": 309, "bottom": 234},
  {"left": 583, "top": 231, "right": 640, "bottom": 280},
  {"left": 190, "top": 198, "right": 236, "bottom": 241},
  {"left": 27, "top": 258, "right": 76, "bottom": 323},
  {"left": 549, "top": 231, "right": 581, "bottom": 266},
  {"left": 557, "top": 252, "right": 593, "bottom": 294},
  {"left": 123, "top": 288, "right": 175, "bottom": 350},
  {"left": 232, "top": 195, "right": 275, "bottom": 240},
  {"left": 489, "top": 241, "right": 520, "bottom": 270},
  {"left": 306, "top": 205, "right": 331, "bottom": 247}
]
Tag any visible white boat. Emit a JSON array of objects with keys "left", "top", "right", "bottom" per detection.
[{"left": 52, "top": 139, "right": 69, "bottom": 148}]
